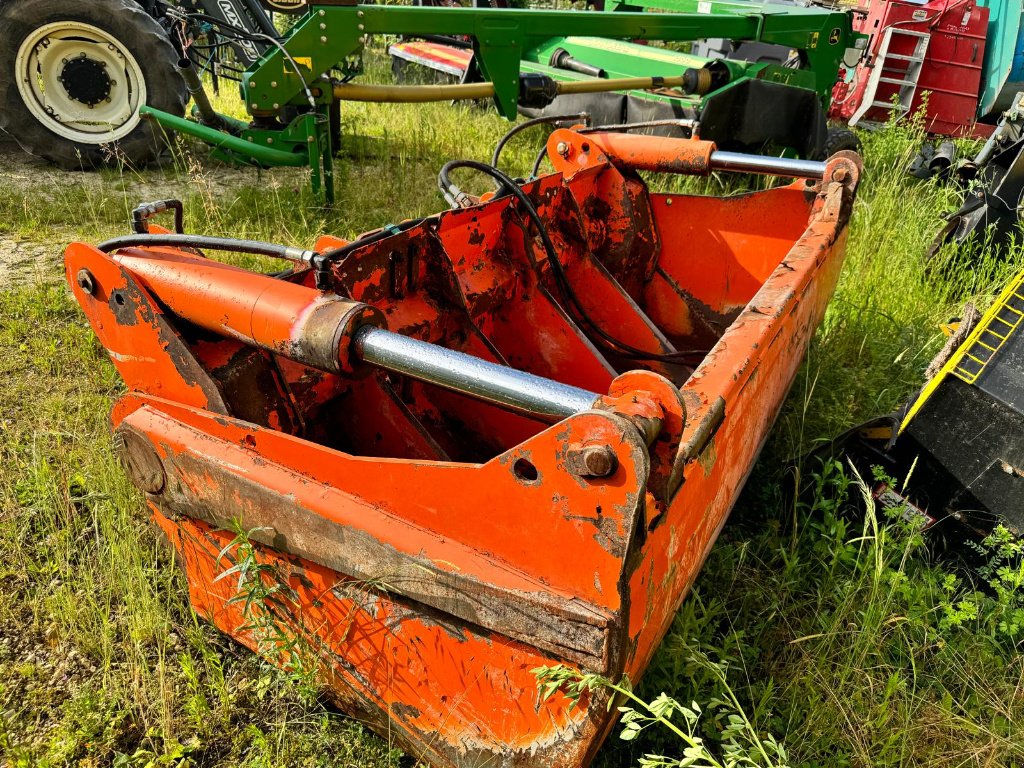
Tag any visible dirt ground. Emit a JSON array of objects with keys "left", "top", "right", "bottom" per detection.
[
  {"left": 0, "top": 135, "right": 303, "bottom": 289},
  {"left": 0, "top": 139, "right": 68, "bottom": 288}
]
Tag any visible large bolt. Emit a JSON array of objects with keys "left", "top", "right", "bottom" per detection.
[
  {"left": 556, "top": 141, "right": 570, "bottom": 157},
  {"left": 832, "top": 167, "right": 849, "bottom": 183},
  {"left": 566, "top": 444, "right": 618, "bottom": 478}
]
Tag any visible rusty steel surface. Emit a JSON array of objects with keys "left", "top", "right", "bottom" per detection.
[{"left": 67, "top": 131, "right": 861, "bottom": 767}]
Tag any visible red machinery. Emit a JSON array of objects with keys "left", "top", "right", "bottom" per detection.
[
  {"left": 66, "top": 130, "right": 860, "bottom": 766},
  {"left": 831, "top": 0, "right": 992, "bottom": 137}
]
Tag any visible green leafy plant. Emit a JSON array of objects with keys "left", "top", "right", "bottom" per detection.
[
  {"left": 214, "top": 523, "right": 321, "bottom": 698},
  {"left": 535, "top": 650, "right": 789, "bottom": 768}
]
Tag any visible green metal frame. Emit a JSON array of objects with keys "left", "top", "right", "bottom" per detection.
[{"left": 147, "top": 2, "right": 858, "bottom": 203}]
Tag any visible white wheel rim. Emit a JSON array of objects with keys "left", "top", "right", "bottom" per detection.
[{"left": 15, "top": 21, "right": 147, "bottom": 144}]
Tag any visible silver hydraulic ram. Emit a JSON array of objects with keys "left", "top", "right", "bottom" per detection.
[
  {"left": 709, "top": 151, "right": 826, "bottom": 179},
  {"left": 102, "top": 247, "right": 601, "bottom": 424},
  {"left": 554, "top": 130, "right": 829, "bottom": 180},
  {"left": 352, "top": 326, "right": 600, "bottom": 422}
]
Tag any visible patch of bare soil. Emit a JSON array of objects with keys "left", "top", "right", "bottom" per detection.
[
  {"left": 0, "top": 138, "right": 308, "bottom": 289},
  {"left": 0, "top": 237, "right": 63, "bottom": 289},
  {"left": 0, "top": 144, "right": 63, "bottom": 287}
]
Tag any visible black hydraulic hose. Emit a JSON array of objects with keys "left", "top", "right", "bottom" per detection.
[
  {"left": 490, "top": 112, "right": 589, "bottom": 171},
  {"left": 315, "top": 216, "right": 440, "bottom": 266},
  {"left": 179, "top": 11, "right": 276, "bottom": 43},
  {"left": 531, "top": 144, "right": 550, "bottom": 179},
  {"left": 240, "top": 0, "right": 279, "bottom": 38},
  {"left": 132, "top": 200, "right": 184, "bottom": 235},
  {"left": 176, "top": 10, "right": 315, "bottom": 107},
  {"left": 97, "top": 234, "right": 318, "bottom": 264},
  {"left": 311, "top": 215, "right": 442, "bottom": 288},
  {"left": 437, "top": 160, "right": 703, "bottom": 364}
]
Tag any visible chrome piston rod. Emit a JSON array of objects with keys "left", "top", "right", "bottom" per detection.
[
  {"left": 353, "top": 326, "right": 600, "bottom": 423},
  {"left": 710, "top": 151, "right": 826, "bottom": 179}
]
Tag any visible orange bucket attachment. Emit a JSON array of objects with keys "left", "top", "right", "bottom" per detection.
[{"left": 66, "top": 129, "right": 860, "bottom": 767}]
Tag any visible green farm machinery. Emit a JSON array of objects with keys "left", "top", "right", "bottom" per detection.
[
  {"left": 2, "top": 0, "right": 861, "bottom": 201},
  {"left": 392, "top": 0, "right": 864, "bottom": 159}
]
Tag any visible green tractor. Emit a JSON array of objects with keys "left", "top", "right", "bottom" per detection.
[{"left": 1, "top": 0, "right": 862, "bottom": 199}]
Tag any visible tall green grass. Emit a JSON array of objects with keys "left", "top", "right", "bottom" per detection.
[
  {"left": 2, "top": 58, "right": 1023, "bottom": 766},
  {"left": 590, "top": 119, "right": 1024, "bottom": 766}
]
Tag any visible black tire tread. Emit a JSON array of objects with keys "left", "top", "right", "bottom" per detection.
[
  {"left": 822, "top": 126, "right": 862, "bottom": 158},
  {"left": 0, "top": 0, "right": 187, "bottom": 169}
]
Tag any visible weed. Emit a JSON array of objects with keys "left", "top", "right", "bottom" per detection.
[
  {"left": 537, "top": 654, "right": 790, "bottom": 768},
  {"left": 214, "top": 524, "right": 321, "bottom": 700}
]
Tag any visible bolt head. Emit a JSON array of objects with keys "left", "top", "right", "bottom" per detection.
[
  {"left": 566, "top": 444, "right": 618, "bottom": 478},
  {"left": 556, "top": 141, "right": 569, "bottom": 157},
  {"left": 832, "top": 167, "right": 849, "bottom": 183}
]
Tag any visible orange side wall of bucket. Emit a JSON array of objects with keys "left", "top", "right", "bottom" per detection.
[{"left": 66, "top": 133, "right": 861, "bottom": 767}]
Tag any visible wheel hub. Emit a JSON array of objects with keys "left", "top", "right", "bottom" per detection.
[
  {"left": 15, "top": 21, "right": 147, "bottom": 143},
  {"left": 58, "top": 56, "right": 112, "bottom": 107}
]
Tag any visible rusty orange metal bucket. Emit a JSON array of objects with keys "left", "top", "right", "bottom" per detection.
[{"left": 66, "top": 129, "right": 860, "bottom": 767}]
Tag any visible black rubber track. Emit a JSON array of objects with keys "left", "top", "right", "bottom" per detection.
[{"left": 0, "top": 0, "right": 187, "bottom": 169}]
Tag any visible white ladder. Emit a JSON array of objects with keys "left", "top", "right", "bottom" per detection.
[{"left": 849, "top": 27, "right": 930, "bottom": 127}]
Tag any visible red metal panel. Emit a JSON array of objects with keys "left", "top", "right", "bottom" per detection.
[{"left": 834, "top": 0, "right": 990, "bottom": 137}]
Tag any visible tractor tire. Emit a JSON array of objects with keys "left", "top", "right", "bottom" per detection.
[
  {"left": 821, "top": 126, "right": 862, "bottom": 158},
  {"left": 0, "top": 0, "right": 187, "bottom": 169}
]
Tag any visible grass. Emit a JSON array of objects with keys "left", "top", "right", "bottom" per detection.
[{"left": 2, "top": 51, "right": 1024, "bottom": 766}]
